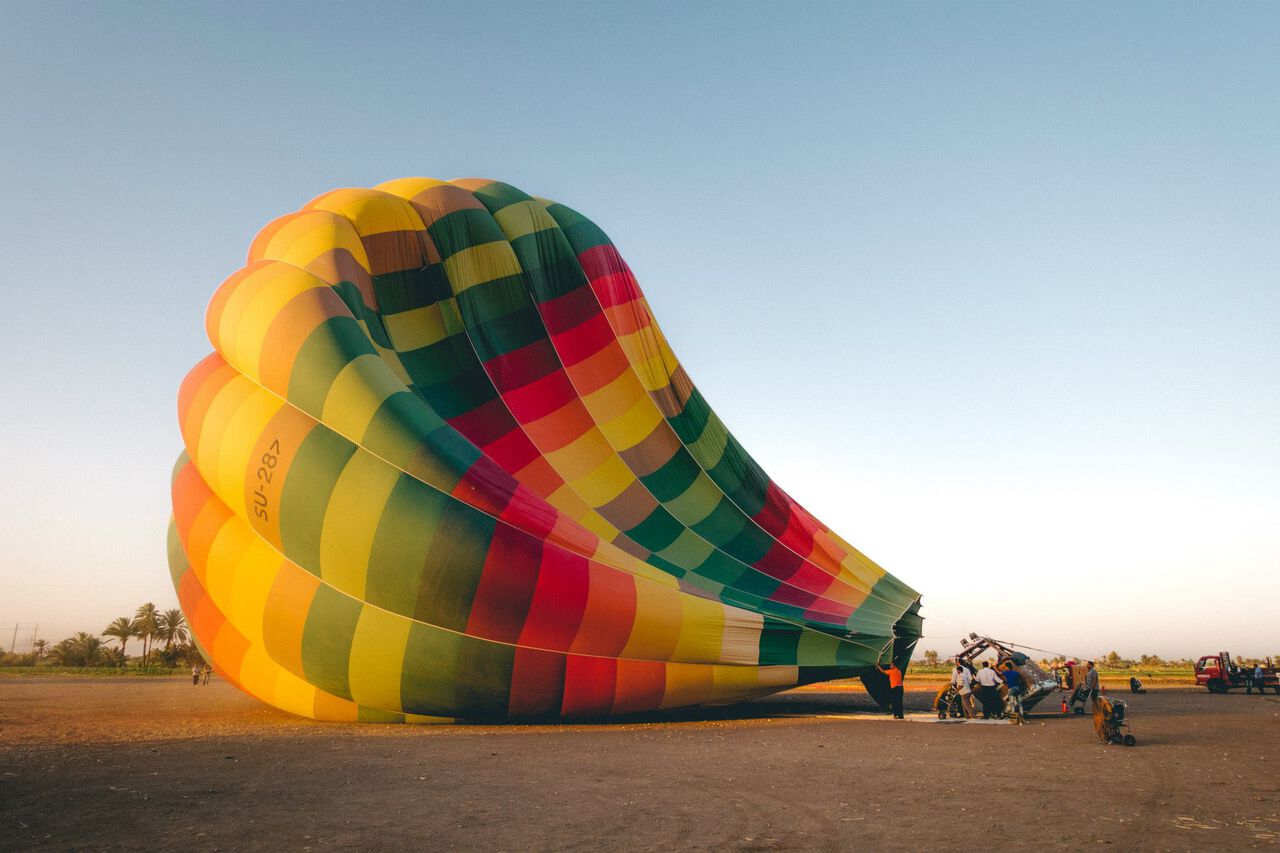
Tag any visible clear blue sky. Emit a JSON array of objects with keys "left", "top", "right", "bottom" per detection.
[{"left": 1, "top": 2, "right": 1276, "bottom": 659}]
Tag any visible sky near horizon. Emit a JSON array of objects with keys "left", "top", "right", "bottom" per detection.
[{"left": 0, "top": 2, "right": 1276, "bottom": 660}]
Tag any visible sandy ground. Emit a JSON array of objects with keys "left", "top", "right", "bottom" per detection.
[{"left": 1, "top": 678, "right": 1277, "bottom": 852}]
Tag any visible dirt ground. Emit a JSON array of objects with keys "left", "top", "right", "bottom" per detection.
[{"left": 1, "top": 678, "right": 1277, "bottom": 851}]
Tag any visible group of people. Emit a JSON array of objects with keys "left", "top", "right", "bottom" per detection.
[
  {"left": 191, "top": 663, "right": 213, "bottom": 685},
  {"left": 950, "top": 658, "right": 1042, "bottom": 722}
]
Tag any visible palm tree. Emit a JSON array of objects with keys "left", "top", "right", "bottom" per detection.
[
  {"left": 156, "top": 609, "right": 188, "bottom": 652},
  {"left": 32, "top": 639, "right": 48, "bottom": 661},
  {"left": 49, "top": 633, "right": 105, "bottom": 666},
  {"left": 103, "top": 617, "right": 138, "bottom": 659},
  {"left": 135, "top": 603, "right": 159, "bottom": 666}
]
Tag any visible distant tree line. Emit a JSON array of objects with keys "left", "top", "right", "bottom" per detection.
[
  {"left": 913, "top": 649, "right": 1277, "bottom": 670},
  {"left": 0, "top": 603, "right": 202, "bottom": 669}
]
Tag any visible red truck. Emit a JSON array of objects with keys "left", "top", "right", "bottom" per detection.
[{"left": 1195, "top": 652, "right": 1279, "bottom": 694}]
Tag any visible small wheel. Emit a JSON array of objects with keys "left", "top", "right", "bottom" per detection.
[{"left": 1123, "top": 735, "right": 1136, "bottom": 747}]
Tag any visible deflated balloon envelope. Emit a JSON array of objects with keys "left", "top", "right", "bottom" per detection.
[{"left": 168, "top": 177, "right": 923, "bottom": 722}]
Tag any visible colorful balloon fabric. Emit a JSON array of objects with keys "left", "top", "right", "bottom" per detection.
[{"left": 169, "top": 177, "right": 923, "bottom": 722}]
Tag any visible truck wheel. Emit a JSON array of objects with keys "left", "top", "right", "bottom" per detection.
[{"left": 1207, "top": 679, "right": 1228, "bottom": 694}]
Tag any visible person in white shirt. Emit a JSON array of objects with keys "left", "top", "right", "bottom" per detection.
[
  {"left": 975, "top": 660, "right": 1003, "bottom": 719},
  {"left": 951, "top": 665, "right": 975, "bottom": 718}
]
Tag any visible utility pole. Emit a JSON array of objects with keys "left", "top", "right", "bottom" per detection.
[{"left": 9, "top": 623, "right": 16, "bottom": 654}]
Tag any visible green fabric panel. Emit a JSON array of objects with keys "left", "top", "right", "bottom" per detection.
[
  {"left": 399, "top": 622, "right": 462, "bottom": 715},
  {"left": 300, "top": 583, "right": 361, "bottom": 701},
  {"left": 427, "top": 207, "right": 507, "bottom": 260},
  {"left": 622, "top": 506, "right": 685, "bottom": 551},
  {"left": 453, "top": 632, "right": 516, "bottom": 717},
  {"left": 397, "top": 338, "right": 468, "bottom": 388},
  {"left": 542, "top": 202, "right": 612, "bottom": 253},
  {"left": 640, "top": 453, "right": 700, "bottom": 502},
  {"left": 757, "top": 619, "right": 802, "bottom": 666},
  {"left": 721, "top": 566, "right": 782, "bottom": 600},
  {"left": 364, "top": 477, "right": 445, "bottom": 616},
  {"left": 510, "top": 240, "right": 588, "bottom": 302},
  {"left": 166, "top": 519, "right": 188, "bottom": 589},
  {"left": 666, "top": 389, "right": 712, "bottom": 444},
  {"left": 278, "top": 427, "right": 357, "bottom": 575},
  {"left": 714, "top": 519, "right": 774, "bottom": 566},
  {"left": 642, "top": 553, "right": 686, "bottom": 579},
  {"left": 470, "top": 307, "right": 549, "bottom": 358},
  {"left": 287, "top": 317, "right": 378, "bottom": 416},
  {"left": 331, "top": 281, "right": 391, "bottom": 349},
  {"left": 412, "top": 499, "right": 494, "bottom": 632},
  {"left": 372, "top": 265, "right": 452, "bottom": 314},
  {"left": 399, "top": 625, "right": 516, "bottom": 719},
  {"left": 455, "top": 274, "right": 530, "bottom": 327},
  {"left": 469, "top": 181, "right": 532, "bottom": 212},
  {"left": 689, "top": 497, "right": 749, "bottom": 546},
  {"left": 359, "top": 391, "right": 449, "bottom": 469},
  {"left": 421, "top": 360, "right": 502, "bottom": 420},
  {"left": 685, "top": 548, "right": 743, "bottom": 585}
]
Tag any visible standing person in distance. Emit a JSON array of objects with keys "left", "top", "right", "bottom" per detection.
[
  {"left": 877, "top": 661, "right": 905, "bottom": 720},
  {"left": 975, "top": 660, "right": 1002, "bottom": 719},
  {"left": 952, "top": 664, "right": 975, "bottom": 718},
  {"left": 1083, "top": 660, "right": 1100, "bottom": 702}
]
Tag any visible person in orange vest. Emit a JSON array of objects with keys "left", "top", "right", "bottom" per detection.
[{"left": 877, "top": 661, "right": 905, "bottom": 719}]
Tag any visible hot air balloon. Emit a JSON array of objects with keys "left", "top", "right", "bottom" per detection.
[{"left": 169, "top": 177, "right": 922, "bottom": 722}]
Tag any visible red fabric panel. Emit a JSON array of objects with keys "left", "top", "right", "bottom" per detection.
[
  {"left": 507, "top": 647, "right": 566, "bottom": 718},
  {"left": 560, "top": 655, "right": 617, "bottom": 717},
  {"left": 517, "top": 550, "right": 589, "bottom": 651},
  {"left": 465, "top": 523, "right": 544, "bottom": 645}
]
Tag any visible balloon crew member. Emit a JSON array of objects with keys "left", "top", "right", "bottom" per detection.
[
  {"left": 975, "top": 660, "right": 1002, "bottom": 719},
  {"left": 1002, "top": 662, "right": 1025, "bottom": 723},
  {"left": 1083, "top": 661, "right": 1100, "bottom": 702},
  {"left": 877, "top": 661, "right": 905, "bottom": 719}
]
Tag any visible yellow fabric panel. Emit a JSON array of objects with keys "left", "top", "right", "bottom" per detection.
[
  {"left": 307, "top": 188, "right": 428, "bottom": 236},
  {"left": 659, "top": 662, "right": 713, "bottom": 710},
  {"left": 598, "top": 393, "right": 665, "bottom": 452},
  {"left": 194, "top": 375, "right": 256, "bottom": 504},
  {"left": 543, "top": 428, "right": 616, "bottom": 481},
  {"left": 318, "top": 450, "right": 402, "bottom": 600},
  {"left": 580, "top": 371, "right": 642, "bottom": 422},
  {"left": 236, "top": 646, "right": 284, "bottom": 709},
  {"left": 570, "top": 452, "right": 634, "bottom": 507},
  {"left": 374, "top": 177, "right": 450, "bottom": 200},
  {"left": 202, "top": 518, "right": 256, "bottom": 624},
  {"left": 383, "top": 302, "right": 452, "bottom": 352},
  {"left": 229, "top": 540, "right": 283, "bottom": 646},
  {"left": 441, "top": 241, "right": 521, "bottom": 293},
  {"left": 670, "top": 594, "right": 725, "bottom": 663},
  {"left": 372, "top": 341, "right": 413, "bottom": 386},
  {"left": 216, "top": 388, "right": 284, "bottom": 519},
  {"left": 493, "top": 199, "right": 559, "bottom": 242},
  {"left": 256, "top": 211, "right": 371, "bottom": 272},
  {"left": 269, "top": 667, "right": 321, "bottom": 720},
  {"left": 347, "top": 605, "right": 412, "bottom": 713},
  {"left": 320, "top": 353, "right": 406, "bottom": 442},
  {"left": 575, "top": 509, "right": 621, "bottom": 544},
  {"left": 707, "top": 664, "right": 762, "bottom": 704},
  {"left": 620, "top": 581, "right": 682, "bottom": 661},
  {"left": 231, "top": 264, "right": 331, "bottom": 375}
]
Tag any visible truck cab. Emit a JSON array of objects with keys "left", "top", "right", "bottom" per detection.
[{"left": 1195, "top": 653, "right": 1229, "bottom": 693}]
